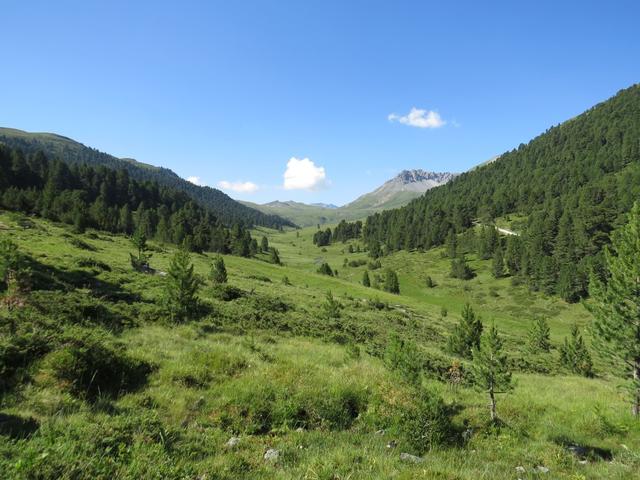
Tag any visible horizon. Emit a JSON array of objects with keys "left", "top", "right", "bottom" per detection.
[{"left": 2, "top": 1, "right": 639, "bottom": 205}]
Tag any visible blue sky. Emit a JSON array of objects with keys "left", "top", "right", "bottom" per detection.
[{"left": 1, "top": 1, "right": 639, "bottom": 205}]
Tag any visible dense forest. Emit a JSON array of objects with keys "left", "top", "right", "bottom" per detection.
[
  {"left": 362, "top": 84, "right": 640, "bottom": 301},
  {"left": 0, "top": 128, "right": 293, "bottom": 229},
  {"left": 0, "top": 145, "right": 257, "bottom": 256},
  {"left": 313, "top": 220, "right": 363, "bottom": 246}
]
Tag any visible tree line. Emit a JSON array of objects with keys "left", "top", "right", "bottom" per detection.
[
  {"left": 0, "top": 145, "right": 255, "bottom": 256},
  {"left": 357, "top": 85, "right": 640, "bottom": 301}
]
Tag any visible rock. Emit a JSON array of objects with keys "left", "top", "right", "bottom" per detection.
[
  {"left": 386, "top": 440, "right": 397, "bottom": 449},
  {"left": 535, "top": 466, "right": 550, "bottom": 474},
  {"left": 225, "top": 436, "right": 240, "bottom": 448},
  {"left": 578, "top": 460, "right": 588, "bottom": 465},
  {"left": 295, "top": 427, "right": 305, "bottom": 433},
  {"left": 399, "top": 452, "right": 424, "bottom": 464},
  {"left": 264, "top": 448, "right": 280, "bottom": 462},
  {"left": 375, "top": 429, "right": 385, "bottom": 435},
  {"left": 515, "top": 466, "right": 526, "bottom": 473}
]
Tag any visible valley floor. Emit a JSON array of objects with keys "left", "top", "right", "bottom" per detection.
[{"left": 1, "top": 213, "right": 638, "bottom": 479}]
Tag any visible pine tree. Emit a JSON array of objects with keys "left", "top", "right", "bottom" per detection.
[
  {"left": 492, "top": 245, "right": 505, "bottom": 279},
  {"left": 425, "top": 275, "right": 435, "bottom": 288},
  {"left": 210, "top": 255, "right": 227, "bottom": 284},
  {"left": 528, "top": 317, "right": 551, "bottom": 353},
  {"left": 260, "top": 235, "right": 269, "bottom": 253},
  {"left": 559, "top": 324, "right": 593, "bottom": 377},
  {"left": 362, "top": 270, "right": 371, "bottom": 287},
  {"left": 165, "top": 248, "right": 200, "bottom": 322},
  {"left": 130, "top": 226, "right": 151, "bottom": 272},
  {"left": 447, "top": 303, "right": 483, "bottom": 359},
  {"left": 450, "top": 255, "right": 474, "bottom": 280},
  {"left": 270, "top": 247, "right": 281, "bottom": 265},
  {"left": 322, "top": 290, "right": 341, "bottom": 319},
  {"left": 588, "top": 203, "right": 640, "bottom": 414},
  {"left": 384, "top": 269, "right": 400, "bottom": 294},
  {"left": 317, "top": 262, "right": 333, "bottom": 276},
  {"left": 471, "top": 323, "right": 513, "bottom": 422},
  {"left": 446, "top": 229, "right": 457, "bottom": 258}
]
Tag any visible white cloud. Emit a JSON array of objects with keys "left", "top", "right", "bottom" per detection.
[
  {"left": 217, "top": 180, "right": 259, "bottom": 193},
  {"left": 283, "top": 157, "right": 328, "bottom": 190},
  {"left": 388, "top": 107, "right": 446, "bottom": 128},
  {"left": 187, "top": 176, "right": 205, "bottom": 186}
]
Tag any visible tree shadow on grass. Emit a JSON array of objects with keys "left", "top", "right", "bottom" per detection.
[{"left": 0, "top": 413, "right": 39, "bottom": 439}]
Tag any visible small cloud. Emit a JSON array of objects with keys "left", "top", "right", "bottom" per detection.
[
  {"left": 388, "top": 107, "right": 446, "bottom": 128},
  {"left": 283, "top": 157, "right": 328, "bottom": 190},
  {"left": 217, "top": 180, "right": 259, "bottom": 193},
  {"left": 187, "top": 176, "right": 205, "bottom": 186}
]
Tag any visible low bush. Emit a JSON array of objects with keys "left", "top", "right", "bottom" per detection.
[
  {"left": 211, "top": 284, "right": 245, "bottom": 301},
  {"left": 45, "top": 334, "right": 151, "bottom": 400}
]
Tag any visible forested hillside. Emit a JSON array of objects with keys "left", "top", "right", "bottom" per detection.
[
  {"left": 0, "top": 145, "right": 257, "bottom": 256},
  {"left": 0, "top": 128, "right": 293, "bottom": 229},
  {"left": 363, "top": 85, "right": 640, "bottom": 301}
]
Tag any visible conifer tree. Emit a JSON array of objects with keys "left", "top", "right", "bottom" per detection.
[
  {"left": 317, "top": 262, "right": 333, "bottom": 276},
  {"left": 471, "top": 323, "right": 513, "bottom": 422},
  {"left": 425, "top": 275, "right": 434, "bottom": 288},
  {"left": 528, "top": 317, "right": 551, "bottom": 353},
  {"left": 210, "top": 255, "right": 227, "bottom": 284},
  {"left": 384, "top": 269, "right": 400, "bottom": 294},
  {"left": 270, "top": 247, "right": 281, "bottom": 265},
  {"left": 322, "top": 290, "right": 341, "bottom": 319},
  {"left": 492, "top": 245, "right": 505, "bottom": 279},
  {"left": 130, "top": 226, "right": 152, "bottom": 272},
  {"left": 260, "top": 235, "right": 269, "bottom": 253},
  {"left": 447, "top": 303, "right": 483, "bottom": 359},
  {"left": 446, "top": 229, "right": 457, "bottom": 258},
  {"left": 165, "top": 248, "right": 200, "bottom": 322},
  {"left": 588, "top": 203, "right": 640, "bottom": 414},
  {"left": 362, "top": 270, "right": 371, "bottom": 287},
  {"left": 450, "top": 255, "right": 474, "bottom": 280},
  {"left": 559, "top": 324, "right": 593, "bottom": 377}
]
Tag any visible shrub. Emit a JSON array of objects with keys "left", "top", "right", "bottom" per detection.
[
  {"left": 211, "top": 284, "right": 245, "bottom": 301},
  {"left": 395, "top": 390, "right": 457, "bottom": 453},
  {"left": 45, "top": 335, "right": 151, "bottom": 400}
]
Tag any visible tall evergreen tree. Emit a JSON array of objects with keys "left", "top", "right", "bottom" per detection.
[
  {"left": 559, "top": 324, "right": 593, "bottom": 377},
  {"left": 260, "top": 235, "right": 269, "bottom": 253},
  {"left": 588, "top": 202, "right": 640, "bottom": 415},
  {"left": 270, "top": 247, "right": 281, "bottom": 265},
  {"left": 446, "top": 229, "right": 457, "bottom": 258},
  {"left": 471, "top": 323, "right": 513, "bottom": 422},
  {"left": 130, "top": 226, "right": 152, "bottom": 272},
  {"left": 210, "top": 255, "right": 227, "bottom": 284},
  {"left": 492, "top": 245, "right": 505, "bottom": 279},
  {"left": 447, "top": 303, "right": 483, "bottom": 359},
  {"left": 164, "top": 248, "right": 200, "bottom": 322},
  {"left": 384, "top": 269, "right": 400, "bottom": 294},
  {"left": 527, "top": 317, "right": 551, "bottom": 353},
  {"left": 362, "top": 270, "right": 371, "bottom": 287}
]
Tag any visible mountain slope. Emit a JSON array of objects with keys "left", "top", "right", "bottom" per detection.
[
  {"left": 0, "top": 128, "right": 293, "bottom": 229},
  {"left": 343, "top": 169, "right": 457, "bottom": 211},
  {"left": 246, "top": 169, "right": 456, "bottom": 227},
  {"left": 364, "top": 84, "right": 640, "bottom": 298}
]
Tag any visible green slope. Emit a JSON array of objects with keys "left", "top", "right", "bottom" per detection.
[
  {"left": 0, "top": 127, "right": 293, "bottom": 229},
  {"left": 1, "top": 212, "right": 638, "bottom": 478}
]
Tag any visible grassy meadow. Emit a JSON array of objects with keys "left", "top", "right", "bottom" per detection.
[{"left": 0, "top": 212, "right": 639, "bottom": 479}]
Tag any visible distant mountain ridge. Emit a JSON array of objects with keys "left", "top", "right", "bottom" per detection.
[
  {"left": 343, "top": 169, "right": 457, "bottom": 211},
  {"left": 245, "top": 168, "right": 457, "bottom": 226},
  {"left": 0, "top": 127, "right": 293, "bottom": 229}
]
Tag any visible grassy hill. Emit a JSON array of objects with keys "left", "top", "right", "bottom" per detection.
[
  {"left": 0, "top": 128, "right": 293, "bottom": 229},
  {"left": 1, "top": 212, "right": 638, "bottom": 479}
]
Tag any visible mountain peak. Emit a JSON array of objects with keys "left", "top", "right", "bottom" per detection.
[{"left": 394, "top": 169, "right": 456, "bottom": 185}]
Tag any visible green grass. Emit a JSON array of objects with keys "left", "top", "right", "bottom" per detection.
[{"left": 0, "top": 211, "right": 638, "bottom": 479}]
